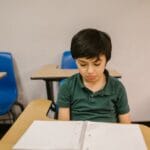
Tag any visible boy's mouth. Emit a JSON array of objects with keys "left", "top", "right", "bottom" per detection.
[{"left": 86, "top": 75, "right": 96, "bottom": 80}]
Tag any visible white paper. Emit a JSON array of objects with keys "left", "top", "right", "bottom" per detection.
[
  {"left": 13, "top": 121, "right": 147, "bottom": 150},
  {"left": 82, "top": 122, "right": 147, "bottom": 150},
  {"left": 13, "top": 120, "right": 84, "bottom": 150}
]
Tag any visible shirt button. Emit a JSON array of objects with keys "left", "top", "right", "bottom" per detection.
[
  {"left": 89, "top": 95, "right": 95, "bottom": 102},
  {"left": 90, "top": 95, "right": 94, "bottom": 98}
]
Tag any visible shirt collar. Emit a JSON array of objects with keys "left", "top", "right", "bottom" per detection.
[
  {"left": 77, "top": 69, "right": 114, "bottom": 96},
  {"left": 77, "top": 74, "right": 85, "bottom": 88},
  {"left": 98, "top": 69, "right": 114, "bottom": 96}
]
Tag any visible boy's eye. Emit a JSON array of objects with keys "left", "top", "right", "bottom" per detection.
[
  {"left": 94, "top": 63, "right": 101, "bottom": 66},
  {"left": 80, "top": 64, "right": 87, "bottom": 67}
]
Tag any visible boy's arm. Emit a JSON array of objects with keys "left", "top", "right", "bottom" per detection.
[
  {"left": 118, "top": 113, "right": 132, "bottom": 123},
  {"left": 58, "top": 107, "right": 70, "bottom": 120}
]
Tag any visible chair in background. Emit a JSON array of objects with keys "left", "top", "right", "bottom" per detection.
[
  {"left": 60, "top": 50, "right": 77, "bottom": 69},
  {"left": 0, "top": 52, "right": 24, "bottom": 124},
  {"left": 60, "top": 50, "right": 77, "bottom": 86}
]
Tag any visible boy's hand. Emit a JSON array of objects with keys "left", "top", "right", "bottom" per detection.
[{"left": 119, "top": 113, "right": 131, "bottom": 123}]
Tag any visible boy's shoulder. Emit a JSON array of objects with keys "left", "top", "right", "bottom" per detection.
[
  {"left": 60, "top": 73, "right": 80, "bottom": 87},
  {"left": 104, "top": 69, "right": 122, "bottom": 87},
  {"left": 108, "top": 75, "right": 125, "bottom": 91},
  {"left": 109, "top": 75, "right": 120, "bottom": 83},
  {"left": 65, "top": 73, "right": 80, "bottom": 82}
]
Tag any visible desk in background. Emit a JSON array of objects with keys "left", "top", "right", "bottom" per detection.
[
  {"left": 0, "top": 99, "right": 150, "bottom": 150},
  {"left": 31, "top": 64, "right": 122, "bottom": 102},
  {"left": 0, "top": 72, "right": 7, "bottom": 79}
]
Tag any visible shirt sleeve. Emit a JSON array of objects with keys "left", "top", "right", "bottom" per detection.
[
  {"left": 56, "top": 79, "right": 71, "bottom": 108},
  {"left": 116, "top": 82, "right": 130, "bottom": 115}
]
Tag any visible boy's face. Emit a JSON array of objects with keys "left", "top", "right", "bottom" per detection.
[{"left": 76, "top": 55, "right": 107, "bottom": 83}]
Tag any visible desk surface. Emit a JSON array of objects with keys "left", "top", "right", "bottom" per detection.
[
  {"left": 0, "top": 99, "right": 52, "bottom": 150},
  {"left": 31, "top": 64, "right": 122, "bottom": 80},
  {"left": 0, "top": 72, "right": 7, "bottom": 79},
  {"left": 1, "top": 99, "right": 150, "bottom": 150}
]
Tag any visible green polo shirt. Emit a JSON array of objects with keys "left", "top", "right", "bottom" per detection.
[{"left": 57, "top": 70, "right": 130, "bottom": 122}]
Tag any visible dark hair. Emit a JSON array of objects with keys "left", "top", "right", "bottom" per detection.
[{"left": 70, "top": 28, "right": 112, "bottom": 62}]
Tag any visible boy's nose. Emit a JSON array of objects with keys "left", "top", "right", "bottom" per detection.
[{"left": 87, "top": 65, "right": 94, "bottom": 73}]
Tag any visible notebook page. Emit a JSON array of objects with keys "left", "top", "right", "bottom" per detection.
[
  {"left": 82, "top": 122, "right": 147, "bottom": 150},
  {"left": 13, "top": 120, "right": 84, "bottom": 150}
]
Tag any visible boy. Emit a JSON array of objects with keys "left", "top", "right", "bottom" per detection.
[{"left": 57, "top": 28, "right": 131, "bottom": 123}]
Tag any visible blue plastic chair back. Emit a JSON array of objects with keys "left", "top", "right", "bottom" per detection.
[
  {"left": 0, "top": 52, "right": 18, "bottom": 115},
  {"left": 60, "top": 51, "right": 77, "bottom": 69}
]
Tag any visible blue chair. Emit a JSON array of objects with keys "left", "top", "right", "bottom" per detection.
[
  {"left": 60, "top": 51, "right": 77, "bottom": 69},
  {"left": 0, "top": 52, "right": 24, "bottom": 123},
  {"left": 60, "top": 50, "right": 77, "bottom": 86}
]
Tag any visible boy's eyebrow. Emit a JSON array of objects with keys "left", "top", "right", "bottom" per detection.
[
  {"left": 77, "top": 58, "right": 101, "bottom": 63},
  {"left": 77, "top": 60, "right": 87, "bottom": 64},
  {"left": 77, "top": 59, "right": 86, "bottom": 62}
]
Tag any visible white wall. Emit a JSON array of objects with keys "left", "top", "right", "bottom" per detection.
[{"left": 0, "top": 0, "right": 150, "bottom": 121}]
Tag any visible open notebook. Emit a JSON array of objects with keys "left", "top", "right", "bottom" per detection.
[{"left": 13, "top": 120, "right": 147, "bottom": 150}]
